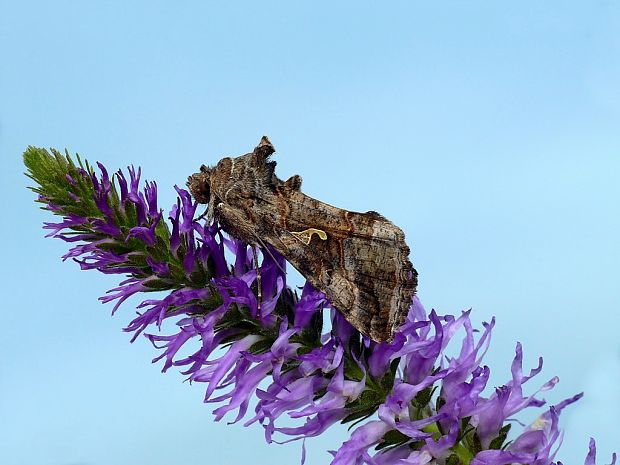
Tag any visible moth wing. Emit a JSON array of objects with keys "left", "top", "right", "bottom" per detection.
[{"left": 267, "top": 191, "right": 417, "bottom": 342}]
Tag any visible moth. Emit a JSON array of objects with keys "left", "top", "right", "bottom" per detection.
[{"left": 187, "top": 137, "right": 417, "bottom": 342}]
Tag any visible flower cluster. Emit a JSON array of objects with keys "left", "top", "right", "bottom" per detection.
[{"left": 24, "top": 147, "right": 616, "bottom": 465}]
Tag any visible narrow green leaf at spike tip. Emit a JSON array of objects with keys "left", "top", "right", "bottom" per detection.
[{"left": 23, "top": 146, "right": 100, "bottom": 218}]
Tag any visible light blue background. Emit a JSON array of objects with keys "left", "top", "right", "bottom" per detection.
[{"left": 1, "top": 1, "right": 618, "bottom": 464}]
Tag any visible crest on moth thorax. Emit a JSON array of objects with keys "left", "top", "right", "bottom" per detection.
[{"left": 187, "top": 136, "right": 418, "bottom": 343}]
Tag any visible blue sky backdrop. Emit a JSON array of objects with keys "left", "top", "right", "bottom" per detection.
[{"left": 1, "top": 1, "right": 619, "bottom": 464}]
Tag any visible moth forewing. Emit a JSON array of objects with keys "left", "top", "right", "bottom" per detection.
[{"left": 271, "top": 191, "right": 415, "bottom": 342}]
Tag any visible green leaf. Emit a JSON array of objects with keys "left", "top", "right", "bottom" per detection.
[
  {"left": 344, "top": 389, "right": 380, "bottom": 411},
  {"left": 248, "top": 338, "right": 273, "bottom": 355},
  {"left": 378, "top": 357, "right": 401, "bottom": 392},
  {"left": 374, "top": 429, "right": 410, "bottom": 451},
  {"left": 413, "top": 385, "right": 437, "bottom": 408},
  {"left": 342, "top": 389, "right": 383, "bottom": 427},
  {"left": 489, "top": 423, "right": 512, "bottom": 450},
  {"left": 340, "top": 408, "right": 375, "bottom": 426},
  {"left": 343, "top": 357, "right": 365, "bottom": 382},
  {"left": 142, "top": 278, "right": 175, "bottom": 290},
  {"left": 472, "top": 431, "right": 482, "bottom": 454}
]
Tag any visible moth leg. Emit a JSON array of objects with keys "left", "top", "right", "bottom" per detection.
[
  {"left": 214, "top": 202, "right": 287, "bottom": 275},
  {"left": 252, "top": 245, "right": 262, "bottom": 319},
  {"left": 195, "top": 206, "right": 209, "bottom": 222},
  {"left": 254, "top": 237, "right": 287, "bottom": 275}
]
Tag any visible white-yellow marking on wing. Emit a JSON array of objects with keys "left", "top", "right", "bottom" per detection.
[{"left": 291, "top": 228, "right": 328, "bottom": 245}]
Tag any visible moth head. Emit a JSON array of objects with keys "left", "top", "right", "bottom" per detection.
[{"left": 186, "top": 164, "right": 212, "bottom": 204}]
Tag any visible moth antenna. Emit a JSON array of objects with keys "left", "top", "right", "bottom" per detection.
[{"left": 195, "top": 206, "right": 209, "bottom": 222}]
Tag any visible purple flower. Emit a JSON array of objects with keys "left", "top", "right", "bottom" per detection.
[
  {"left": 579, "top": 438, "right": 617, "bottom": 465},
  {"left": 127, "top": 212, "right": 161, "bottom": 246},
  {"left": 294, "top": 282, "right": 327, "bottom": 328},
  {"left": 25, "top": 150, "right": 614, "bottom": 465},
  {"left": 331, "top": 421, "right": 392, "bottom": 465}
]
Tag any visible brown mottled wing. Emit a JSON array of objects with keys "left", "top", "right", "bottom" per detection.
[
  {"left": 267, "top": 190, "right": 417, "bottom": 342},
  {"left": 187, "top": 138, "right": 417, "bottom": 342}
]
